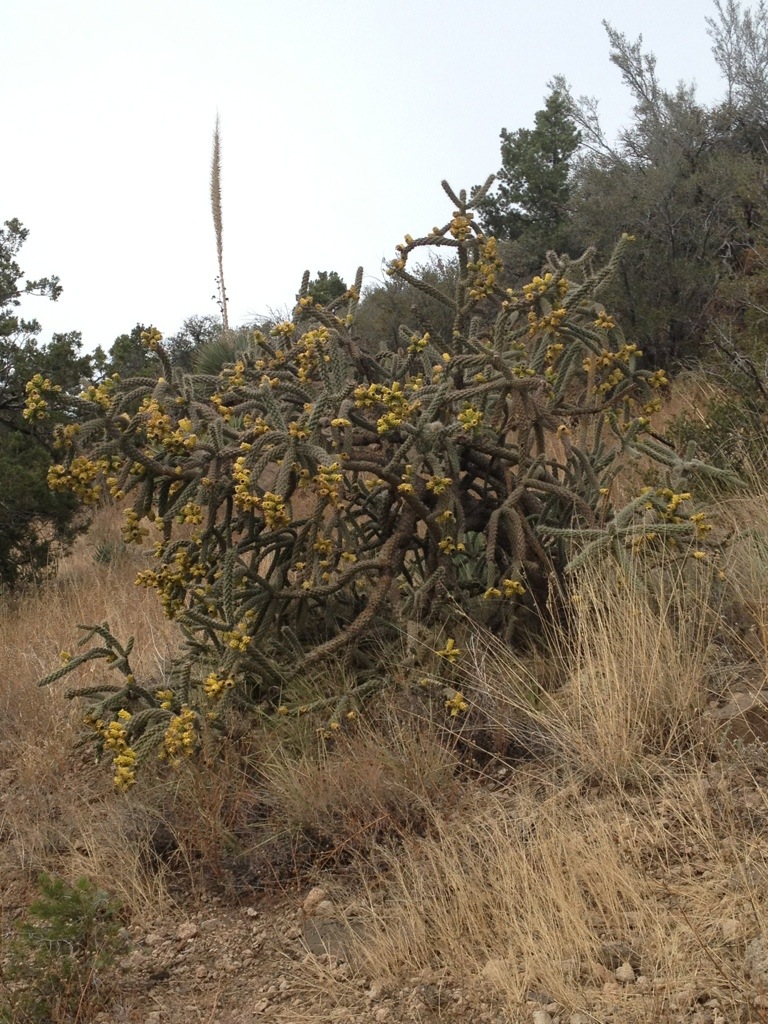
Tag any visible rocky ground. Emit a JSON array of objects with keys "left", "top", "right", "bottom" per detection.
[
  {"left": 100, "top": 842, "right": 768, "bottom": 1024},
  {"left": 99, "top": 885, "right": 507, "bottom": 1024}
]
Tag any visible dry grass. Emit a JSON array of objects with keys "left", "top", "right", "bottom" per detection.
[
  {"left": 464, "top": 556, "right": 716, "bottom": 785},
  {"left": 0, "top": 505, "right": 178, "bottom": 913},
  {"left": 341, "top": 544, "right": 768, "bottom": 1019},
  {"left": 352, "top": 756, "right": 768, "bottom": 1019},
  {"left": 259, "top": 712, "right": 462, "bottom": 855},
  {"left": 4, "top": 476, "right": 768, "bottom": 1019}
]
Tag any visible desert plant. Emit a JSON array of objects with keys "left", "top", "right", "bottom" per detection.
[
  {"left": 211, "top": 115, "right": 229, "bottom": 329},
  {"left": 0, "top": 874, "right": 125, "bottom": 1024},
  {"left": 32, "top": 179, "right": 734, "bottom": 784}
]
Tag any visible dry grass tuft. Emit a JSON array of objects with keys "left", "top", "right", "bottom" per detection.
[
  {"left": 340, "top": 545, "right": 768, "bottom": 1018},
  {"left": 259, "top": 713, "right": 462, "bottom": 862},
  {"left": 353, "top": 751, "right": 768, "bottom": 1017},
  {"left": 456, "top": 555, "right": 715, "bottom": 786},
  {"left": 0, "top": 506, "right": 177, "bottom": 913}
]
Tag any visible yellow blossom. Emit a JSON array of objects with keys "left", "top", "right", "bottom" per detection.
[
  {"left": 436, "top": 638, "right": 462, "bottom": 663},
  {"left": 445, "top": 691, "right": 469, "bottom": 716}
]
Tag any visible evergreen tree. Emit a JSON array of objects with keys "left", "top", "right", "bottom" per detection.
[
  {"left": 0, "top": 221, "right": 91, "bottom": 586},
  {"left": 477, "top": 89, "right": 581, "bottom": 247},
  {"left": 165, "top": 313, "right": 222, "bottom": 372},
  {"left": 305, "top": 270, "right": 347, "bottom": 306},
  {"left": 105, "top": 322, "right": 156, "bottom": 378}
]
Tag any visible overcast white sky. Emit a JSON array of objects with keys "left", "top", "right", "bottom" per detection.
[{"left": 3, "top": 0, "right": 729, "bottom": 354}]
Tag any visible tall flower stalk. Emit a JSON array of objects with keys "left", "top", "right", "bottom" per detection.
[{"left": 211, "top": 114, "right": 229, "bottom": 330}]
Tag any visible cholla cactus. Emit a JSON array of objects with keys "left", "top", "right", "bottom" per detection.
[{"left": 35, "top": 179, "right": 736, "bottom": 780}]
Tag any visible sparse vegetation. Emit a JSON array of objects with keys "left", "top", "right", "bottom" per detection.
[
  {"left": 7, "top": 5, "right": 768, "bottom": 1021},
  {"left": 0, "top": 874, "right": 125, "bottom": 1024}
]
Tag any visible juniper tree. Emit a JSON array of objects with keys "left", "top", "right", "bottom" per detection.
[
  {"left": 476, "top": 88, "right": 581, "bottom": 273},
  {"left": 0, "top": 221, "right": 91, "bottom": 586}
]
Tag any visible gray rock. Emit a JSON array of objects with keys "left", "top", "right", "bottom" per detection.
[
  {"left": 745, "top": 936, "right": 768, "bottom": 987},
  {"left": 367, "top": 979, "right": 393, "bottom": 1001},
  {"left": 598, "top": 940, "right": 642, "bottom": 970},
  {"left": 302, "top": 916, "right": 366, "bottom": 960}
]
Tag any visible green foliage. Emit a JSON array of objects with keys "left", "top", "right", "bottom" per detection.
[
  {"left": 37, "top": 181, "right": 732, "bottom": 784},
  {"left": 0, "top": 222, "right": 92, "bottom": 588},
  {"left": 550, "top": 16, "right": 768, "bottom": 365},
  {"left": 305, "top": 270, "right": 347, "bottom": 307},
  {"left": 355, "top": 255, "right": 458, "bottom": 355},
  {"left": 104, "top": 322, "right": 156, "bottom": 379},
  {"left": 0, "top": 874, "right": 125, "bottom": 1024},
  {"left": 669, "top": 351, "right": 768, "bottom": 487},
  {"left": 0, "top": 220, "right": 61, "bottom": 340},
  {"left": 477, "top": 88, "right": 581, "bottom": 251},
  {"left": 0, "top": 430, "right": 81, "bottom": 586},
  {"left": 165, "top": 314, "right": 223, "bottom": 372},
  {"left": 707, "top": 0, "right": 768, "bottom": 123}
]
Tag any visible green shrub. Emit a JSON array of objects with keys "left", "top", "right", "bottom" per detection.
[
  {"left": 671, "top": 393, "right": 766, "bottom": 468},
  {"left": 0, "top": 874, "right": 125, "bottom": 1024},
  {"left": 34, "top": 180, "right": 733, "bottom": 786}
]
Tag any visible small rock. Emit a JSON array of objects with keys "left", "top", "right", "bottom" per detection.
[
  {"left": 374, "top": 1008, "right": 390, "bottom": 1022},
  {"left": 176, "top": 921, "right": 198, "bottom": 941},
  {"left": 412, "top": 982, "right": 442, "bottom": 1009},
  {"left": 144, "top": 931, "right": 164, "bottom": 947},
  {"left": 635, "top": 975, "right": 651, "bottom": 993},
  {"left": 615, "top": 961, "right": 636, "bottom": 984},
  {"left": 302, "top": 886, "right": 329, "bottom": 915},
  {"left": 312, "top": 899, "right": 337, "bottom": 919},
  {"left": 367, "top": 979, "right": 392, "bottom": 1001},
  {"left": 570, "top": 1014, "right": 590, "bottom": 1024},
  {"left": 245, "top": 907, "right": 259, "bottom": 918},
  {"left": 719, "top": 917, "right": 742, "bottom": 942},
  {"left": 525, "top": 987, "right": 555, "bottom": 1005},
  {"left": 532, "top": 1011, "right": 552, "bottom": 1024},
  {"left": 599, "top": 940, "right": 641, "bottom": 970},
  {"left": 671, "top": 986, "right": 696, "bottom": 1009},
  {"left": 252, "top": 999, "right": 269, "bottom": 1014},
  {"left": 745, "top": 936, "right": 768, "bottom": 988},
  {"left": 302, "top": 917, "right": 365, "bottom": 959},
  {"left": 118, "top": 950, "right": 142, "bottom": 971},
  {"left": 560, "top": 958, "right": 580, "bottom": 981},
  {"left": 195, "top": 965, "right": 208, "bottom": 979}
]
